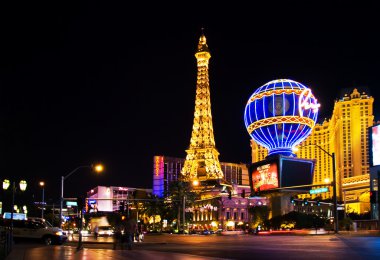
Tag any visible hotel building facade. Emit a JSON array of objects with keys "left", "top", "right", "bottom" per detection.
[{"left": 152, "top": 155, "right": 266, "bottom": 230}]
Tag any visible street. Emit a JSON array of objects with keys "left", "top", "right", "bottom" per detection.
[{"left": 6, "top": 233, "right": 380, "bottom": 259}]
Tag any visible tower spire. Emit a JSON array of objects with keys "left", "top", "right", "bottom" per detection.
[{"left": 181, "top": 32, "right": 223, "bottom": 183}]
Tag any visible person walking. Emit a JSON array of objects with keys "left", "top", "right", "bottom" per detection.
[
  {"left": 94, "top": 225, "right": 99, "bottom": 240},
  {"left": 113, "top": 224, "right": 123, "bottom": 250},
  {"left": 124, "top": 216, "right": 137, "bottom": 250}
]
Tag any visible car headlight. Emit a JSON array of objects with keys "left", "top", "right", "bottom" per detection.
[{"left": 55, "top": 231, "right": 63, "bottom": 236}]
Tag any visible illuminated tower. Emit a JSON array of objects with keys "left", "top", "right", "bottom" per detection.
[{"left": 181, "top": 33, "right": 223, "bottom": 183}]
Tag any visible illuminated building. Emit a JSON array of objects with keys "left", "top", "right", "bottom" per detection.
[
  {"left": 252, "top": 88, "right": 374, "bottom": 214},
  {"left": 153, "top": 155, "right": 249, "bottom": 198},
  {"left": 86, "top": 186, "right": 152, "bottom": 213},
  {"left": 152, "top": 155, "right": 254, "bottom": 229},
  {"left": 153, "top": 156, "right": 185, "bottom": 198},
  {"left": 180, "top": 32, "right": 223, "bottom": 183}
]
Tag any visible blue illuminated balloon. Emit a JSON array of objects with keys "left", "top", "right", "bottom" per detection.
[{"left": 244, "top": 79, "right": 320, "bottom": 157}]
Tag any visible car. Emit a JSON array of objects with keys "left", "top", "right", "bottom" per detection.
[
  {"left": 98, "top": 226, "right": 114, "bottom": 236},
  {"left": 202, "top": 229, "right": 211, "bottom": 235},
  {"left": 1, "top": 218, "right": 67, "bottom": 245}
]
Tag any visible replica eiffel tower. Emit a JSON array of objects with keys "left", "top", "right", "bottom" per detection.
[{"left": 181, "top": 32, "right": 224, "bottom": 186}]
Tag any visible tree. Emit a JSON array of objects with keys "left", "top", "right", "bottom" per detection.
[
  {"left": 141, "top": 194, "right": 165, "bottom": 232},
  {"left": 166, "top": 180, "right": 197, "bottom": 232},
  {"left": 249, "top": 205, "right": 270, "bottom": 229}
]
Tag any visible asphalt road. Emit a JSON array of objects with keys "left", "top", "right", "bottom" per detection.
[
  {"left": 137, "top": 234, "right": 380, "bottom": 259},
  {"left": 7, "top": 233, "right": 380, "bottom": 260}
]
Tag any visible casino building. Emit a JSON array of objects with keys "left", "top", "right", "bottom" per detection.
[
  {"left": 153, "top": 156, "right": 249, "bottom": 198},
  {"left": 152, "top": 155, "right": 259, "bottom": 230},
  {"left": 251, "top": 88, "right": 374, "bottom": 214}
]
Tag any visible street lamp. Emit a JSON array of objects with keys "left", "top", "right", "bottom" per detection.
[
  {"left": 2, "top": 179, "right": 27, "bottom": 245},
  {"left": 59, "top": 164, "right": 104, "bottom": 229},
  {"left": 294, "top": 144, "right": 338, "bottom": 233},
  {"left": 39, "top": 181, "right": 45, "bottom": 219}
]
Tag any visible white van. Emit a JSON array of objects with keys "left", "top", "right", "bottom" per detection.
[{"left": 8, "top": 219, "right": 67, "bottom": 245}]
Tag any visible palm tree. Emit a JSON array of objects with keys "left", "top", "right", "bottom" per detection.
[
  {"left": 167, "top": 180, "right": 197, "bottom": 232},
  {"left": 141, "top": 194, "right": 165, "bottom": 232}
]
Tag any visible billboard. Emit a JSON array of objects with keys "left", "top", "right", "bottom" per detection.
[
  {"left": 370, "top": 124, "right": 380, "bottom": 166},
  {"left": 280, "top": 157, "right": 315, "bottom": 190},
  {"left": 250, "top": 160, "right": 279, "bottom": 192},
  {"left": 249, "top": 155, "right": 315, "bottom": 193}
]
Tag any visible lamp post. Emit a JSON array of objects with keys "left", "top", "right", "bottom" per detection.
[
  {"left": 2, "top": 179, "right": 27, "bottom": 247},
  {"left": 39, "top": 181, "right": 45, "bottom": 219},
  {"left": 59, "top": 164, "right": 104, "bottom": 229},
  {"left": 294, "top": 144, "right": 338, "bottom": 233}
]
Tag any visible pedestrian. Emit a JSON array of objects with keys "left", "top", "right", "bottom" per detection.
[
  {"left": 124, "top": 216, "right": 137, "bottom": 250},
  {"left": 113, "top": 224, "right": 123, "bottom": 250},
  {"left": 137, "top": 222, "right": 144, "bottom": 242},
  {"left": 94, "top": 225, "right": 99, "bottom": 240}
]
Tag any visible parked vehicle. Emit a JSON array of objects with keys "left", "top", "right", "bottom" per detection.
[{"left": 0, "top": 218, "right": 67, "bottom": 245}]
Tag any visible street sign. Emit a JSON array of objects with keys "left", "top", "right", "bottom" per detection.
[
  {"left": 66, "top": 201, "right": 78, "bottom": 206},
  {"left": 309, "top": 187, "right": 329, "bottom": 194}
]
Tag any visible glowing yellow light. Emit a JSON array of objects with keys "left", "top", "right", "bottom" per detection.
[
  {"left": 211, "top": 221, "right": 217, "bottom": 227},
  {"left": 94, "top": 164, "right": 104, "bottom": 173},
  {"left": 192, "top": 180, "right": 199, "bottom": 186},
  {"left": 226, "top": 221, "right": 235, "bottom": 227},
  {"left": 292, "top": 147, "right": 299, "bottom": 153},
  {"left": 19, "top": 180, "right": 27, "bottom": 191},
  {"left": 39, "top": 181, "right": 45, "bottom": 187},
  {"left": 2, "top": 179, "right": 10, "bottom": 190},
  {"left": 324, "top": 178, "right": 331, "bottom": 184}
]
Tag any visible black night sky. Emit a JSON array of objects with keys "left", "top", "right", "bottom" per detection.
[{"left": 1, "top": 1, "right": 379, "bottom": 202}]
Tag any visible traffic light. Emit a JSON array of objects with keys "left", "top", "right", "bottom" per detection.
[
  {"left": 228, "top": 191, "right": 232, "bottom": 200},
  {"left": 316, "top": 200, "right": 321, "bottom": 206},
  {"left": 370, "top": 191, "right": 377, "bottom": 203},
  {"left": 290, "top": 196, "right": 295, "bottom": 204},
  {"left": 303, "top": 198, "right": 308, "bottom": 205},
  {"left": 241, "top": 190, "right": 246, "bottom": 198}
]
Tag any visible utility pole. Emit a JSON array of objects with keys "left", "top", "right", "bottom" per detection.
[
  {"left": 183, "top": 195, "right": 186, "bottom": 233},
  {"left": 332, "top": 152, "right": 338, "bottom": 234}
]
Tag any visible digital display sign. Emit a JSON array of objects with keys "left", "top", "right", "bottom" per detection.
[
  {"left": 280, "top": 158, "right": 314, "bottom": 190},
  {"left": 249, "top": 155, "right": 315, "bottom": 193},
  {"left": 370, "top": 124, "right": 380, "bottom": 166},
  {"left": 251, "top": 161, "right": 279, "bottom": 191}
]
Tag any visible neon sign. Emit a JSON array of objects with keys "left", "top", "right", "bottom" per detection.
[
  {"left": 155, "top": 156, "right": 163, "bottom": 176},
  {"left": 244, "top": 79, "right": 319, "bottom": 157},
  {"left": 299, "top": 88, "right": 320, "bottom": 117}
]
